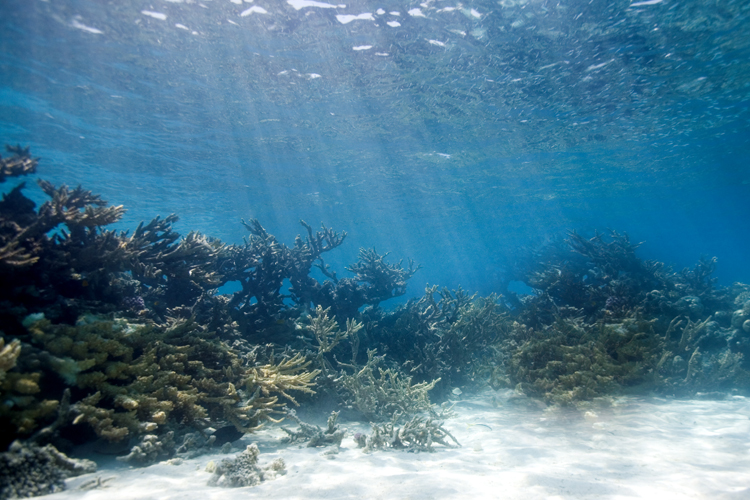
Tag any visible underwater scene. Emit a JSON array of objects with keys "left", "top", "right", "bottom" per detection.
[{"left": 1, "top": 0, "right": 749, "bottom": 498}]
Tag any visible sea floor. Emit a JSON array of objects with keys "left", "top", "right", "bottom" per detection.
[{"left": 49, "top": 391, "right": 750, "bottom": 500}]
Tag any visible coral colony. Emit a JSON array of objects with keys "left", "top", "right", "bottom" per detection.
[{"left": 1, "top": 145, "right": 749, "bottom": 497}]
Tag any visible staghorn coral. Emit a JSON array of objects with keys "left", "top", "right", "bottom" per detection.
[
  {"left": 34, "top": 181, "right": 125, "bottom": 233},
  {"left": 223, "top": 351, "right": 321, "bottom": 434},
  {"left": 369, "top": 287, "right": 508, "bottom": 396},
  {"left": 281, "top": 409, "right": 346, "bottom": 448},
  {"left": 0, "top": 177, "right": 126, "bottom": 271},
  {"left": 498, "top": 309, "right": 749, "bottom": 405},
  {"left": 3, "top": 140, "right": 750, "bottom": 448},
  {"left": 221, "top": 218, "right": 348, "bottom": 331},
  {"left": 357, "top": 414, "right": 460, "bottom": 453},
  {"left": 220, "top": 219, "right": 418, "bottom": 329},
  {"left": 306, "top": 305, "right": 360, "bottom": 357},
  {"left": 302, "top": 304, "right": 363, "bottom": 377},
  {"left": 345, "top": 248, "right": 421, "bottom": 307},
  {"left": 242, "top": 352, "right": 320, "bottom": 407},
  {"left": 0, "top": 144, "right": 418, "bottom": 343},
  {"left": 477, "top": 229, "right": 749, "bottom": 405},
  {"left": 123, "top": 215, "right": 226, "bottom": 311},
  {"left": 337, "top": 348, "right": 438, "bottom": 422},
  {"left": 0, "top": 150, "right": 133, "bottom": 330},
  {"left": 505, "top": 317, "right": 622, "bottom": 405}
]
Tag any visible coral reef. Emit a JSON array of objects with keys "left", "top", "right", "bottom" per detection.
[
  {"left": 504, "top": 316, "right": 654, "bottom": 405},
  {"left": 2, "top": 313, "right": 320, "bottom": 462},
  {"left": 0, "top": 440, "right": 96, "bottom": 500},
  {"left": 297, "top": 305, "right": 438, "bottom": 422},
  {"left": 0, "top": 144, "right": 417, "bottom": 338},
  {"left": 491, "top": 230, "right": 750, "bottom": 404},
  {"left": 207, "top": 443, "right": 286, "bottom": 488},
  {"left": 369, "top": 287, "right": 507, "bottom": 396},
  {"left": 2, "top": 140, "right": 750, "bottom": 476}
]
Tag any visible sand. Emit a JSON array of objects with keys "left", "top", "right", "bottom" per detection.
[{"left": 48, "top": 390, "right": 750, "bottom": 500}]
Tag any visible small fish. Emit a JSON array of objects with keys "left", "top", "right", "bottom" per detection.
[
  {"left": 212, "top": 425, "right": 244, "bottom": 447},
  {"left": 466, "top": 423, "right": 493, "bottom": 431}
]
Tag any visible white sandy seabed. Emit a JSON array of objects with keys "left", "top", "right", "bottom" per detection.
[{"left": 47, "top": 390, "right": 750, "bottom": 500}]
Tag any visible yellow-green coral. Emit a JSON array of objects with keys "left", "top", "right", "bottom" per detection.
[
  {"left": 243, "top": 352, "right": 321, "bottom": 406},
  {"left": 9, "top": 315, "right": 321, "bottom": 442},
  {"left": 0, "top": 337, "right": 61, "bottom": 434},
  {"left": 506, "top": 317, "right": 655, "bottom": 405},
  {"left": 307, "top": 305, "right": 363, "bottom": 356},
  {"left": 0, "top": 338, "right": 21, "bottom": 380}
]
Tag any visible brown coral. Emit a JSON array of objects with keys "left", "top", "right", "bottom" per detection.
[
  {"left": 0, "top": 145, "right": 37, "bottom": 183},
  {"left": 7, "top": 314, "right": 321, "bottom": 444}
]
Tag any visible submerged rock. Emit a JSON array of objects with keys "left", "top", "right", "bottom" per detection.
[{"left": 0, "top": 441, "right": 96, "bottom": 499}]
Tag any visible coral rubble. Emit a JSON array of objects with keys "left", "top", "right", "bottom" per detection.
[
  {"left": 281, "top": 410, "right": 346, "bottom": 448},
  {"left": 207, "top": 443, "right": 285, "bottom": 488},
  {"left": 0, "top": 440, "right": 96, "bottom": 500},
  {"left": 357, "top": 414, "right": 460, "bottom": 453}
]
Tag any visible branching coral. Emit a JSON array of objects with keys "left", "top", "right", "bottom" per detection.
[
  {"left": 346, "top": 248, "right": 421, "bottom": 306},
  {"left": 479, "top": 228, "right": 750, "bottom": 404},
  {"left": 0, "top": 145, "right": 38, "bottom": 183},
  {"left": 281, "top": 409, "right": 346, "bottom": 448},
  {"left": 0, "top": 179, "right": 125, "bottom": 277},
  {"left": 307, "top": 305, "right": 357, "bottom": 356},
  {"left": 116, "top": 432, "right": 176, "bottom": 465},
  {"left": 243, "top": 352, "right": 320, "bottom": 407},
  {"left": 369, "top": 288, "right": 507, "bottom": 396},
  {"left": 221, "top": 219, "right": 348, "bottom": 330},
  {"left": 506, "top": 317, "right": 619, "bottom": 405},
  {"left": 124, "top": 215, "right": 226, "bottom": 309},
  {"left": 302, "top": 305, "right": 363, "bottom": 376},
  {"left": 0, "top": 145, "right": 417, "bottom": 346},
  {"left": 500, "top": 308, "right": 748, "bottom": 404},
  {"left": 3, "top": 137, "right": 749, "bottom": 459},
  {"left": 357, "top": 414, "right": 460, "bottom": 453},
  {"left": 0, "top": 151, "right": 135, "bottom": 329},
  {"left": 337, "top": 349, "right": 438, "bottom": 421}
]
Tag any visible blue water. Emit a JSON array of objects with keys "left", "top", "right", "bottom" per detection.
[{"left": 1, "top": 0, "right": 749, "bottom": 302}]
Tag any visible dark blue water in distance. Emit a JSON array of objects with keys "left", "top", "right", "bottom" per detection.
[{"left": 1, "top": 0, "right": 749, "bottom": 303}]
